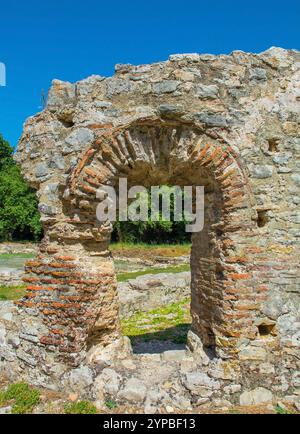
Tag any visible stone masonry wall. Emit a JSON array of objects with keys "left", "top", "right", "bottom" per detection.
[{"left": 0, "top": 47, "right": 299, "bottom": 405}]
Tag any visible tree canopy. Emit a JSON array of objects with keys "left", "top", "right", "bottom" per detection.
[
  {"left": 0, "top": 134, "right": 42, "bottom": 241},
  {"left": 111, "top": 186, "right": 190, "bottom": 244}
]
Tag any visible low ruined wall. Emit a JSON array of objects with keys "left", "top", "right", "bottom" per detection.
[
  {"left": 0, "top": 270, "right": 24, "bottom": 287},
  {"left": 118, "top": 271, "right": 190, "bottom": 317},
  {"left": 0, "top": 243, "right": 38, "bottom": 255}
]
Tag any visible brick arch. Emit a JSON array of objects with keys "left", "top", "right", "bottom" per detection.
[{"left": 19, "top": 119, "right": 259, "bottom": 366}]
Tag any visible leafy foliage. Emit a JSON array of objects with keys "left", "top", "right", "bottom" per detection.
[
  {"left": 105, "top": 399, "right": 118, "bottom": 410},
  {"left": 0, "top": 135, "right": 14, "bottom": 170},
  {"left": 0, "top": 134, "right": 42, "bottom": 241},
  {"left": 64, "top": 400, "right": 98, "bottom": 414},
  {"left": 112, "top": 186, "right": 191, "bottom": 244},
  {"left": 0, "top": 382, "right": 40, "bottom": 414}
]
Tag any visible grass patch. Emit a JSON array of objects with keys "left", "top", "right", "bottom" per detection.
[
  {"left": 275, "top": 404, "right": 293, "bottom": 414},
  {"left": 0, "top": 382, "right": 40, "bottom": 414},
  {"left": 117, "top": 264, "right": 190, "bottom": 282},
  {"left": 121, "top": 298, "right": 191, "bottom": 345},
  {"left": 105, "top": 399, "right": 118, "bottom": 410},
  {"left": 0, "top": 285, "right": 26, "bottom": 301},
  {"left": 0, "top": 253, "right": 35, "bottom": 260},
  {"left": 111, "top": 242, "right": 191, "bottom": 259},
  {"left": 64, "top": 400, "right": 97, "bottom": 414}
]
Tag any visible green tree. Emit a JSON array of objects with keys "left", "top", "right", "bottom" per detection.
[
  {"left": 0, "top": 134, "right": 14, "bottom": 170},
  {"left": 112, "top": 186, "right": 190, "bottom": 244},
  {"left": 0, "top": 134, "right": 42, "bottom": 241}
]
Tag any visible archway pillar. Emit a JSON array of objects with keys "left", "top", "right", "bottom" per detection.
[{"left": 17, "top": 220, "right": 121, "bottom": 368}]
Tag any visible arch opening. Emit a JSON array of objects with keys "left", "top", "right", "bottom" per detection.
[{"left": 19, "top": 120, "right": 257, "bottom": 366}]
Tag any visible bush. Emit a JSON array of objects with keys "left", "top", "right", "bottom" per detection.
[
  {"left": 0, "top": 382, "right": 40, "bottom": 414},
  {"left": 64, "top": 400, "right": 98, "bottom": 414}
]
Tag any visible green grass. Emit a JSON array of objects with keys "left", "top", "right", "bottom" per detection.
[
  {"left": 0, "top": 253, "right": 35, "bottom": 260},
  {"left": 0, "top": 382, "right": 40, "bottom": 414},
  {"left": 110, "top": 242, "right": 191, "bottom": 250},
  {"left": 111, "top": 242, "right": 191, "bottom": 258},
  {"left": 117, "top": 263, "right": 190, "bottom": 282},
  {"left": 64, "top": 400, "right": 97, "bottom": 414},
  {"left": 121, "top": 297, "right": 191, "bottom": 345},
  {"left": 105, "top": 399, "right": 118, "bottom": 410},
  {"left": 275, "top": 404, "right": 292, "bottom": 414},
  {"left": 0, "top": 285, "right": 26, "bottom": 300}
]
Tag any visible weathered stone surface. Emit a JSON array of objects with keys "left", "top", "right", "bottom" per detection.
[
  {"left": 195, "top": 84, "right": 219, "bottom": 99},
  {"left": 224, "top": 384, "right": 241, "bottom": 395},
  {"left": 158, "top": 104, "right": 184, "bottom": 117},
  {"left": 162, "top": 350, "right": 187, "bottom": 362},
  {"left": 250, "top": 164, "right": 273, "bottom": 179},
  {"left": 92, "top": 368, "right": 121, "bottom": 403},
  {"left": 262, "top": 292, "right": 290, "bottom": 320},
  {"left": 259, "top": 363, "right": 275, "bottom": 375},
  {"left": 240, "top": 388, "right": 273, "bottom": 406},
  {"left": 47, "top": 79, "right": 76, "bottom": 110},
  {"left": 63, "top": 128, "right": 94, "bottom": 154},
  {"left": 118, "top": 271, "right": 190, "bottom": 317},
  {"left": 209, "top": 361, "right": 238, "bottom": 381},
  {"left": 106, "top": 78, "right": 134, "bottom": 96},
  {"left": 249, "top": 68, "right": 267, "bottom": 81},
  {"left": 291, "top": 174, "right": 300, "bottom": 186},
  {"left": 67, "top": 366, "right": 94, "bottom": 393},
  {"left": 153, "top": 80, "right": 180, "bottom": 94},
  {"left": 186, "top": 330, "right": 210, "bottom": 365},
  {"left": 239, "top": 346, "right": 267, "bottom": 361},
  {"left": 0, "top": 269, "right": 23, "bottom": 287},
  {"left": 118, "top": 378, "right": 147, "bottom": 403},
  {"left": 194, "top": 112, "right": 228, "bottom": 127},
  {"left": 182, "top": 372, "right": 220, "bottom": 397},
  {"left": 0, "top": 406, "right": 12, "bottom": 414},
  {"left": 35, "top": 163, "right": 49, "bottom": 178},
  {"left": 169, "top": 53, "right": 201, "bottom": 62}
]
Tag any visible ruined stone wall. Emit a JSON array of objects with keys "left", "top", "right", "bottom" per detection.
[{"left": 0, "top": 48, "right": 299, "bottom": 403}]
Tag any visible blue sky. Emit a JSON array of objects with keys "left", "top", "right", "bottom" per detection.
[{"left": 0, "top": 0, "right": 299, "bottom": 148}]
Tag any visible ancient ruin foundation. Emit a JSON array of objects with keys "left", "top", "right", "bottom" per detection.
[{"left": 0, "top": 47, "right": 299, "bottom": 409}]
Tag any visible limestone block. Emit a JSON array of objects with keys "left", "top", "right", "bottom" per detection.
[{"left": 240, "top": 388, "right": 273, "bottom": 406}]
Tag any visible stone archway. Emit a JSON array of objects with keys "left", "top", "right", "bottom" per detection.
[
  {"left": 17, "top": 118, "right": 258, "bottom": 368},
  {"left": 1, "top": 47, "right": 297, "bottom": 406}
]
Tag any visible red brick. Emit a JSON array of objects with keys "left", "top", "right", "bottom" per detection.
[{"left": 228, "top": 273, "right": 251, "bottom": 280}]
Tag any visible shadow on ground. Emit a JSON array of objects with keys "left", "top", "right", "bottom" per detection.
[{"left": 128, "top": 324, "right": 190, "bottom": 354}]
